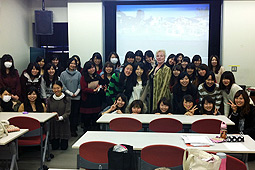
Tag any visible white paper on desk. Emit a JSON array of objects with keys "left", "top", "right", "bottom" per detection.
[
  {"left": 182, "top": 135, "right": 214, "bottom": 146},
  {"left": 224, "top": 143, "right": 249, "bottom": 151}
]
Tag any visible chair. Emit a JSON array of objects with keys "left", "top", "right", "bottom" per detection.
[
  {"left": 149, "top": 118, "right": 183, "bottom": 133},
  {"left": 226, "top": 154, "right": 247, "bottom": 170},
  {"left": 109, "top": 117, "right": 142, "bottom": 132},
  {"left": 141, "top": 144, "right": 185, "bottom": 170},
  {"left": 78, "top": 141, "right": 115, "bottom": 169},
  {"left": 8, "top": 116, "right": 49, "bottom": 168},
  {"left": 191, "top": 119, "right": 222, "bottom": 134}
]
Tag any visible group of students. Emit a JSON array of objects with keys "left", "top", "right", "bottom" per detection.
[{"left": 0, "top": 49, "right": 254, "bottom": 150}]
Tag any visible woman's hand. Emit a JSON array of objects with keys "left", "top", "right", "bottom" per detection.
[
  {"left": 213, "top": 108, "right": 219, "bottom": 115},
  {"left": 227, "top": 99, "right": 237, "bottom": 113},
  {"left": 116, "top": 110, "right": 123, "bottom": 114},
  {"left": 11, "top": 95, "right": 19, "bottom": 101},
  {"left": 167, "top": 113, "right": 173, "bottom": 115},
  {"left": 184, "top": 111, "right": 193, "bottom": 116},
  {"left": 110, "top": 101, "right": 117, "bottom": 111},
  {"left": 188, "top": 105, "right": 198, "bottom": 115},
  {"left": 155, "top": 113, "right": 160, "bottom": 115}
]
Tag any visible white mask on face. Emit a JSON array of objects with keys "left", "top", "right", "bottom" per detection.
[
  {"left": 2, "top": 95, "right": 11, "bottom": 102},
  {"left": 4, "top": 62, "right": 12, "bottom": 68},
  {"left": 110, "top": 58, "right": 118, "bottom": 64}
]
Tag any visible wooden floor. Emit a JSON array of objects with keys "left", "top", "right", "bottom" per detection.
[{"left": 1, "top": 126, "right": 255, "bottom": 170}]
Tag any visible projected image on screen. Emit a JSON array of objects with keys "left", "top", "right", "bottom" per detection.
[{"left": 116, "top": 4, "right": 209, "bottom": 64}]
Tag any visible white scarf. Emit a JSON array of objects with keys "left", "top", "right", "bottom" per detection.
[{"left": 53, "top": 93, "right": 65, "bottom": 100}]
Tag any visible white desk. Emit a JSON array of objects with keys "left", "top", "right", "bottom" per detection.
[
  {"left": 0, "top": 112, "right": 57, "bottom": 170},
  {"left": 0, "top": 129, "right": 28, "bottom": 145},
  {"left": 97, "top": 114, "right": 235, "bottom": 132},
  {"left": 72, "top": 131, "right": 255, "bottom": 153},
  {"left": 0, "top": 129, "right": 28, "bottom": 170}
]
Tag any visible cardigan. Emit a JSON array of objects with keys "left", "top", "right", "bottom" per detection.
[{"left": 0, "top": 70, "right": 21, "bottom": 97}]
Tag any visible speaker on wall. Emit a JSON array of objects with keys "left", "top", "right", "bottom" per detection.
[{"left": 35, "top": 10, "right": 53, "bottom": 35}]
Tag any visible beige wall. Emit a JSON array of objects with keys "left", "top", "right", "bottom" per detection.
[
  {"left": 68, "top": 2, "right": 104, "bottom": 65},
  {"left": 0, "top": 0, "right": 30, "bottom": 73},
  {"left": 222, "top": 1, "right": 255, "bottom": 86}
]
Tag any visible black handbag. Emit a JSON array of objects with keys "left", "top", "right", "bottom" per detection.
[{"left": 108, "top": 144, "right": 137, "bottom": 170}]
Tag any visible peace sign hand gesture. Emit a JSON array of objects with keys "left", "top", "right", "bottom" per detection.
[{"left": 227, "top": 99, "right": 237, "bottom": 113}]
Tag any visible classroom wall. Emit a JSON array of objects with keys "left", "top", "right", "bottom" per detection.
[
  {"left": 222, "top": 1, "right": 255, "bottom": 87},
  {"left": 0, "top": 0, "right": 30, "bottom": 73},
  {"left": 68, "top": 2, "right": 104, "bottom": 64}
]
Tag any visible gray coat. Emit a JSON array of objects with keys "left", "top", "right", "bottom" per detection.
[
  {"left": 60, "top": 69, "right": 81, "bottom": 100},
  {"left": 47, "top": 95, "right": 71, "bottom": 140}
]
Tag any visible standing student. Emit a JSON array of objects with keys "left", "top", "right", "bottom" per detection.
[
  {"left": 36, "top": 56, "right": 45, "bottom": 75},
  {"left": 71, "top": 55, "right": 82, "bottom": 73},
  {"left": 228, "top": 90, "right": 255, "bottom": 140},
  {"left": 219, "top": 71, "right": 242, "bottom": 116},
  {"left": 20, "top": 62, "right": 41, "bottom": 101},
  {"left": 198, "top": 71, "right": 222, "bottom": 109},
  {"left": 101, "top": 93, "right": 127, "bottom": 115},
  {"left": 200, "top": 96, "right": 220, "bottom": 115},
  {"left": 208, "top": 55, "right": 225, "bottom": 83},
  {"left": 47, "top": 80, "right": 71, "bottom": 150},
  {"left": 192, "top": 55, "right": 202, "bottom": 71},
  {"left": 153, "top": 97, "right": 172, "bottom": 115},
  {"left": 91, "top": 52, "right": 103, "bottom": 75},
  {"left": 175, "top": 53, "right": 184, "bottom": 65},
  {"left": 123, "top": 51, "right": 135, "bottom": 65},
  {"left": 173, "top": 72, "right": 198, "bottom": 113},
  {"left": 80, "top": 61, "right": 105, "bottom": 132},
  {"left": 148, "top": 50, "right": 171, "bottom": 112},
  {"left": 60, "top": 58, "right": 81, "bottom": 137},
  {"left": 169, "top": 65, "right": 181, "bottom": 93},
  {"left": 40, "top": 63, "right": 59, "bottom": 100},
  {"left": 18, "top": 86, "right": 46, "bottom": 112},
  {"left": 108, "top": 52, "right": 121, "bottom": 71},
  {"left": 106, "top": 63, "right": 134, "bottom": 105},
  {"left": 186, "top": 63, "right": 196, "bottom": 84},
  {"left": 51, "top": 54, "right": 65, "bottom": 77},
  {"left": 101, "top": 61, "right": 115, "bottom": 89},
  {"left": 0, "top": 54, "right": 21, "bottom": 101},
  {"left": 144, "top": 50, "right": 156, "bottom": 72},
  {"left": 181, "top": 56, "right": 190, "bottom": 72},
  {"left": 194, "top": 64, "right": 209, "bottom": 87},
  {"left": 126, "top": 99, "right": 147, "bottom": 114},
  {"left": 129, "top": 62, "right": 148, "bottom": 105},
  {"left": 134, "top": 50, "right": 143, "bottom": 63},
  {"left": 165, "top": 54, "right": 176, "bottom": 70},
  {"left": 178, "top": 95, "right": 198, "bottom": 116}
]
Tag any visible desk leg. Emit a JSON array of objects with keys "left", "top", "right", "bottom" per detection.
[
  {"left": 15, "top": 139, "right": 19, "bottom": 160},
  {"left": 243, "top": 153, "right": 249, "bottom": 170},
  {"left": 40, "top": 124, "right": 43, "bottom": 170}
]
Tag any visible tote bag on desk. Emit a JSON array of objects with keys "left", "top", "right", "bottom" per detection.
[
  {"left": 183, "top": 148, "right": 221, "bottom": 170},
  {"left": 0, "top": 120, "right": 8, "bottom": 139}
]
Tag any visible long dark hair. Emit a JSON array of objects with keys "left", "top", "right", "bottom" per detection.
[
  {"left": 91, "top": 52, "right": 103, "bottom": 71},
  {"left": 108, "top": 52, "right": 121, "bottom": 68},
  {"left": 124, "top": 51, "right": 135, "bottom": 64},
  {"left": 24, "top": 86, "right": 44, "bottom": 112},
  {"left": 133, "top": 62, "right": 147, "bottom": 87},
  {"left": 43, "top": 63, "right": 58, "bottom": 87},
  {"left": 234, "top": 90, "right": 250, "bottom": 117},
  {"left": 208, "top": 55, "right": 221, "bottom": 74},
  {"left": 1, "top": 54, "right": 17, "bottom": 77},
  {"left": 71, "top": 55, "right": 81, "bottom": 72},
  {"left": 176, "top": 72, "right": 192, "bottom": 90},
  {"left": 170, "top": 65, "right": 182, "bottom": 87},
  {"left": 120, "top": 63, "right": 134, "bottom": 100},
  {"left": 66, "top": 58, "right": 77, "bottom": 70},
  {"left": 219, "top": 71, "right": 235, "bottom": 91},
  {"left": 103, "top": 61, "right": 114, "bottom": 78},
  {"left": 115, "top": 93, "right": 128, "bottom": 113},
  {"left": 36, "top": 56, "right": 45, "bottom": 69},
  {"left": 186, "top": 63, "right": 196, "bottom": 81},
  {"left": 201, "top": 95, "right": 216, "bottom": 115},
  {"left": 144, "top": 50, "right": 154, "bottom": 71},
  {"left": 26, "top": 62, "right": 40, "bottom": 79},
  {"left": 83, "top": 61, "right": 100, "bottom": 83}
]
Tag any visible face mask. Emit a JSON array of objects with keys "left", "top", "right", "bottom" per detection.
[
  {"left": 110, "top": 58, "right": 118, "bottom": 64},
  {"left": 4, "top": 62, "right": 12, "bottom": 68},
  {"left": 2, "top": 95, "right": 11, "bottom": 103}
]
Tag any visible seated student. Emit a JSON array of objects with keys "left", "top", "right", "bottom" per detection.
[
  {"left": 18, "top": 86, "right": 46, "bottom": 112},
  {"left": 126, "top": 100, "right": 147, "bottom": 114},
  {"left": 228, "top": 90, "right": 255, "bottom": 140},
  {"left": 200, "top": 96, "right": 220, "bottom": 115},
  {"left": 101, "top": 93, "right": 127, "bottom": 115},
  {"left": 178, "top": 95, "right": 198, "bottom": 116},
  {"left": 153, "top": 97, "right": 172, "bottom": 115},
  {"left": 0, "top": 87, "right": 21, "bottom": 112}
]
